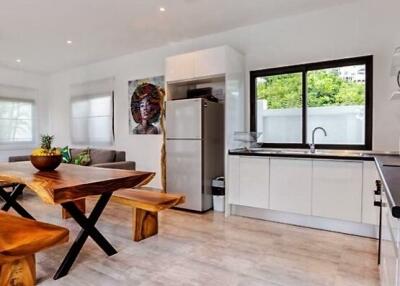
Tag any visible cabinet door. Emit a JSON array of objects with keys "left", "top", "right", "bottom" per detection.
[
  {"left": 165, "top": 52, "right": 195, "bottom": 82},
  {"left": 227, "top": 156, "right": 240, "bottom": 205},
  {"left": 362, "top": 161, "right": 380, "bottom": 225},
  {"left": 312, "top": 160, "right": 363, "bottom": 222},
  {"left": 194, "top": 47, "right": 226, "bottom": 78},
  {"left": 239, "top": 157, "right": 269, "bottom": 208},
  {"left": 270, "top": 158, "right": 312, "bottom": 215}
]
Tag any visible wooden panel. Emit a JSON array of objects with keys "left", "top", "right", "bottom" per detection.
[
  {"left": 270, "top": 158, "right": 312, "bottom": 215},
  {"left": 239, "top": 157, "right": 269, "bottom": 209},
  {"left": 227, "top": 156, "right": 240, "bottom": 205},
  {"left": 132, "top": 209, "right": 158, "bottom": 242},
  {"left": 0, "top": 255, "right": 35, "bottom": 286},
  {"left": 362, "top": 161, "right": 380, "bottom": 225},
  {"left": 112, "top": 187, "right": 185, "bottom": 212},
  {"left": 0, "top": 211, "right": 69, "bottom": 261},
  {"left": 312, "top": 160, "right": 362, "bottom": 223},
  {"left": 0, "top": 162, "right": 155, "bottom": 204}
]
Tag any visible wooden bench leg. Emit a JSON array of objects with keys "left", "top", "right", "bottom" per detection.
[
  {"left": 132, "top": 208, "right": 158, "bottom": 242},
  {"left": 62, "top": 199, "right": 86, "bottom": 219},
  {"left": 0, "top": 255, "right": 35, "bottom": 286}
]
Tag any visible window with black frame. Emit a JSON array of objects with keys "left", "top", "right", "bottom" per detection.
[{"left": 250, "top": 56, "right": 373, "bottom": 150}]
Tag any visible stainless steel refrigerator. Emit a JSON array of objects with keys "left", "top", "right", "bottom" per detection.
[{"left": 166, "top": 98, "right": 224, "bottom": 212}]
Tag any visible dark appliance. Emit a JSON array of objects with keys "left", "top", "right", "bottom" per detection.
[{"left": 187, "top": 87, "right": 218, "bottom": 102}]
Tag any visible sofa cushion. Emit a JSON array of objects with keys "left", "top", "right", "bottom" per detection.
[
  {"left": 61, "top": 146, "right": 72, "bottom": 163},
  {"left": 73, "top": 149, "right": 91, "bottom": 166},
  {"left": 89, "top": 149, "right": 116, "bottom": 165},
  {"left": 70, "top": 148, "right": 84, "bottom": 161}
]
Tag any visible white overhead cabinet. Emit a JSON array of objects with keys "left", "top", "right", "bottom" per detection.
[
  {"left": 270, "top": 158, "right": 312, "bottom": 215},
  {"left": 165, "top": 47, "right": 226, "bottom": 83},
  {"left": 239, "top": 157, "right": 269, "bottom": 209},
  {"left": 311, "top": 160, "right": 363, "bottom": 223},
  {"left": 165, "top": 52, "right": 195, "bottom": 82}
]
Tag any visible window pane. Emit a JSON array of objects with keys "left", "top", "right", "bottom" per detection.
[
  {"left": 256, "top": 72, "right": 303, "bottom": 143},
  {"left": 70, "top": 94, "right": 113, "bottom": 145},
  {"left": 88, "top": 116, "right": 113, "bottom": 144},
  {"left": 307, "top": 65, "right": 366, "bottom": 145},
  {"left": 0, "top": 99, "right": 34, "bottom": 143},
  {"left": 88, "top": 96, "right": 112, "bottom": 117}
]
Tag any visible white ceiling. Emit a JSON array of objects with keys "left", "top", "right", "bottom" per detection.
[{"left": 0, "top": 0, "right": 355, "bottom": 73}]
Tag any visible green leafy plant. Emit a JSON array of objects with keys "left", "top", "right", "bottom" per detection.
[{"left": 40, "top": 134, "right": 54, "bottom": 150}]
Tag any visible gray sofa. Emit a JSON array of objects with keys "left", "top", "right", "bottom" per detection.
[{"left": 8, "top": 148, "right": 135, "bottom": 170}]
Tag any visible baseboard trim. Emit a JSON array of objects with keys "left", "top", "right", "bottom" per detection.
[{"left": 230, "top": 205, "right": 379, "bottom": 238}]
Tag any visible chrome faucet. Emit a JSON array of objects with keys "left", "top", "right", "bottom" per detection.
[{"left": 310, "top": 127, "right": 327, "bottom": 153}]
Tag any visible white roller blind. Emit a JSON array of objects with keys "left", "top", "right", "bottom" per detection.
[
  {"left": 70, "top": 78, "right": 114, "bottom": 146},
  {"left": 0, "top": 85, "right": 36, "bottom": 144}
]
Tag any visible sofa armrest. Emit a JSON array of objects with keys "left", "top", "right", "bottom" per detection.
[
  {"left": 92, "top": 161, "right": 136, "bottom": 171},
  {"left": 8, "top": 155, "right": 30, "bottom": 162}
]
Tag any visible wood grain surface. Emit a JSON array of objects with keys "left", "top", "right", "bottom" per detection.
[
  {"left": 132, "top": 209, "right": 158, "bottom": 242},
  {"left": 0, "top": 254, "right": 35, "bottom": 286},
  {"left": 0, "top": 162, "right": 155, "bottom": 204},
  {"left": 111, "top": 187, "right": 185, "bottom": 212},
  {"left": 0, "top": 211, "right": 69, "bottom": 263},
  {"left": 0, "top": 211, "right": 69, "bottom": 286}
]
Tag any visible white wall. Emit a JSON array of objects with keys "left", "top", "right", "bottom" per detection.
[
  {"left": 47, "top": 0, "right": 400, "bottom": 187},
  {"left": 0, "top": 66, "right": 49, "bottom": 162}
]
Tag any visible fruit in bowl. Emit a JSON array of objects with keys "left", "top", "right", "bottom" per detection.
[{"left": 30, "top": 135, "right": 62, "bottom": 171}]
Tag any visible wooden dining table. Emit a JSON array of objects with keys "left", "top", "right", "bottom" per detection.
[{"left": 0, "top": 161, "right": 155, "bottom": 280}]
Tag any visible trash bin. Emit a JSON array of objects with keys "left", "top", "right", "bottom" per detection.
[{"left": 212, "top": 177, "right": 225, "bottom": 212}]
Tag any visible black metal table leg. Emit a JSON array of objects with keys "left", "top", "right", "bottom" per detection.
[
  {"left": 0, "top": 184, "right": 34, "bottom": 219},
  {"left": 54, "top": 192, "right": 117, "bottom": 280}
]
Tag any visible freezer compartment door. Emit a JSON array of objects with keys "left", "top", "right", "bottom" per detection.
[
  {"left": 166, "top": 99, "right": 202, "bottom": 139},
  {"left": 166, "top": 139, "right": 203, "bottom": 211}
]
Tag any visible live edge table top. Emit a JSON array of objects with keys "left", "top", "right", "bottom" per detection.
[{"left": 0, "top": 162, "right": 155, "bottom": 205}]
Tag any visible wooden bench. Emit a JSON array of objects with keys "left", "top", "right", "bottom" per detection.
[
  {"left": 111, "top": 187, "right": 185, "bottom": 242},
  {"left": 0, "top": 212, "right": 69, "bottom": 286}
]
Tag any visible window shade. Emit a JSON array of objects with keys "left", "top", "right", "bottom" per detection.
[
  {"left": 0, "top": 85, "right": 36, "bottom": 144},
  {"left": 70, "top": 78, "right": 114, "bottom": 146}
]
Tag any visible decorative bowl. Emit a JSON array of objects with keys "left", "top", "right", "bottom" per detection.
[{"left": 30, "top": 155, "right": 62, "bottom": 171}]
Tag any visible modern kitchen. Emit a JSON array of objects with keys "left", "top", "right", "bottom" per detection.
[{"left": 0, "top": 1, "right": 400, "bottom": 285}]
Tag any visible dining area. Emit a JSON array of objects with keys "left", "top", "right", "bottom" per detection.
[{"left": 0, "top": 160, "right": 185, "bottom": 285}]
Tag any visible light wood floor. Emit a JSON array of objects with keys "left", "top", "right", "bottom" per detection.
[{"left": 10, "top": 192, "right": 379, "bottom": 286}]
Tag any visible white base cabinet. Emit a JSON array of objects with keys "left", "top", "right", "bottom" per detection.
[
  {"left": 227, "top": 155, "right": 379, "bottom": 236},
  {"left": 227, "top": 156, "right": 269, "bottom": 209},
  {"left": 270, "top": 158, "right": 312, "bottom": 215},
  {"left": 238, "top": 157, "right": 269, "bottom": 209},
  {"left": 312, "top": 160, "right": 363, "bottom": 223},
  {"left": 363, "top": 161, "right": 380, "bottom": 225}
]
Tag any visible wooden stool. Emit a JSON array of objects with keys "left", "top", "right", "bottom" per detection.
[
  {"left": 112, "top": 187, "right": 185, "bottom": 241},
  {"left": 0, "top": 211, "right": 69, "bottom": 286}
]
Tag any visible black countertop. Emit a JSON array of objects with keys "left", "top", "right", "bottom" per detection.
[
  {"left": 228, "top": 148, "right": 385, "bottom": 161},
  {"left": 374, "top": 155, "right": 400, "bottom": 218}
]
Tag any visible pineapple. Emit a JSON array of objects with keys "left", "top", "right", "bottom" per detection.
[
  {"left": 40, "top": 134, "right": 54, "bottom": 151},
  {"left": 32, "top": 134, "right": 60, "bottom": 156}
]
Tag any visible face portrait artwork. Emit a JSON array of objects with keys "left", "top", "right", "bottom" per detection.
[{"left": 129, "top": 76, "right": 165, "bottom": 135}]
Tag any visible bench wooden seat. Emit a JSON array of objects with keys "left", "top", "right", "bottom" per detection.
[
  {"left": 0, "top": 211, "right": 69, "bottom": 286},
  {"left": 111, "top": 187, "right": 185, "bottom": 242}
]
